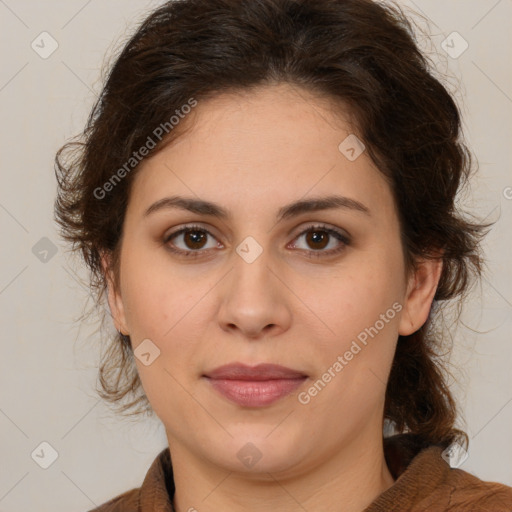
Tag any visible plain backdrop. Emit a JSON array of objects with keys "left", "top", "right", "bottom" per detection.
[{"left": 0, "top": 1, "right": 511, "bottom": 510}]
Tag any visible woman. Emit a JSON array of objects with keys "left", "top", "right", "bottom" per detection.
[{"left": 54, "top": 0, "right": 512, "bottom": 510}]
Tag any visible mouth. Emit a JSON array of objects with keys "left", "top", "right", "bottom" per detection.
[{"left": 202, "top": 363, "right": 308, "bottom": 407}]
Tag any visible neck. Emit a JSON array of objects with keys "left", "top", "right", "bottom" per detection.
[{"left": 169, "top": 429, "right": 395, "bottom": 512}]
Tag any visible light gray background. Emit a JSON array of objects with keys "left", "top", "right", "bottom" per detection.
[{"left": 0, "top": 1, "right": 511, "bottom": 510}]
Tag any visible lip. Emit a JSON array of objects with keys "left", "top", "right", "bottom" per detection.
[
  {"left": 203, "top": 363, "right": 308, "bottom": 407},
  {"left": 204, "top": 363, "right": 307, "bottom": 380}
]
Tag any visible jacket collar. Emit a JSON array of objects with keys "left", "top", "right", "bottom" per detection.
[{"left": 139, "top": 447, "right": 175, "bottom": 511}]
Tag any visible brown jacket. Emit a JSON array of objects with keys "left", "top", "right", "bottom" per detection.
[{"left": 89, "top": 435, "right": 512, "bottom": 511}]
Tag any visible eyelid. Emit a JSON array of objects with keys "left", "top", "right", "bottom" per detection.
[
  {"left": 163, "top": 222, "right": 351, "bottom": 257},
  {"left": 288, "top": 223, "right": 351, "bottom": 257},
  {"left": 290, "top": 222, "right": 351, "bottom": 241},
  {"left": 163, "top": 223, "right": 221, "bottom": 246}
]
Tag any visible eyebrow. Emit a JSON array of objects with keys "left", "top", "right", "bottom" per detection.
[{"left": 143, "top": 194, "right": 371, "bottom": 221}]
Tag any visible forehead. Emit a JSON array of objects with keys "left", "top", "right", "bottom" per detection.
[{"left": 126, "top": 83, "right": 396, "bottom": 223}]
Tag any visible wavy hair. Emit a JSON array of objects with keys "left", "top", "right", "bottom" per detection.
[{"left": 54, "top": 0, "right": 491, "bottom": 449}]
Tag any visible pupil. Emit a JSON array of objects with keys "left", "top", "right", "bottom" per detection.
[
  {"left": 186, "top": 230, "right": 206, "bottom": 249},
  {"left": 308, "top": 230, "right": 328, "bottom": 249}
]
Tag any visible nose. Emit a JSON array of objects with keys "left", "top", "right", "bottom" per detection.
[{"left": 216, "top": 247, "right": 292, "bottom": 340}]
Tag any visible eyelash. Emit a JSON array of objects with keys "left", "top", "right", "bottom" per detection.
[{"left": 163, "top": 223, "right": 351, "bottom": 259}]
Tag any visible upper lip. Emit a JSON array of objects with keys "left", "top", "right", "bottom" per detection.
[{"left": 204, "top": 363, "right": 307, "bottom": 381}]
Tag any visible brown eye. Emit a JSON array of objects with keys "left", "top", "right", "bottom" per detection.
[
  {"left": 182, "top": 229, "right": 208, "bottom": 250},
  {"left": 291, "top": 225, "right": 351, "bottom": 258},
  {"left": 305, "top": 230, "right": 330, "bottom": 250},
  {"left": 163, "top": 223, "right": 350, "bottom": 260},
  {"left": 164, "top": 225, "right": 220, "bottom": 257}
]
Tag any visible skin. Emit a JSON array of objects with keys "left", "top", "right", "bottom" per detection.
[{"left": 103, "top": 83, "right": 442, "bottom": 512}]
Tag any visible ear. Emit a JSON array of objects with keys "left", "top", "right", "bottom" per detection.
[
  {"left": 398, "top": 256, "right": 443, "bottom": 336},
  {"left": 100, "top": 251, "right": 129, "bottom": 336}
]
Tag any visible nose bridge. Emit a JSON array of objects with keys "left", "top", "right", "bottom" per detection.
[
  {"left": 216, "top": 235, "right": 290, "bottom": 336},
  {"left": 231, "top": 235, "right": 276, "bottom": 301}
]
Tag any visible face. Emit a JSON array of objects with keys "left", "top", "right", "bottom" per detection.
[{"left": 104, "top": 83, "right": 441, "bottom": 478}]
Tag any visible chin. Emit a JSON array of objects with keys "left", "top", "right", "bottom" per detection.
[{"left": 206, "top": 430, "right": 306, "bottom": 476}]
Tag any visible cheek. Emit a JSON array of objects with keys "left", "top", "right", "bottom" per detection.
[
  {"left": 320, "top": 251, "right": 403, "bottom": 331},
  {"left": 121, "top": 266, "right": 208, "bottom": 420},
  {"left": 119, "top": 242, "right": 199, "bottom": 339},
  {"left": 304, "top": 244, "right": 406, "bottom": 395},
  {"left": 119, "top": 254, "right": 215, "bottom": 396},
  {"left": 298, "top": 273, "right": 402, "bottom": 427}
]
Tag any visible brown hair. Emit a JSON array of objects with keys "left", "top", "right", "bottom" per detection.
[{"left": 54, "top": 0, "right": 490, "bottom": 450}]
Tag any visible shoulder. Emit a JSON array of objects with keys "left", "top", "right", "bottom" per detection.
[
  {"left": 87, "top": 488, "right": 140, "bottom": 512},
  {"left": 406, "top": 444, "right": 512, "bottom": 511},
  {"left": 369, "top": 435, "right": 512, "bottom": 511},
  {"left": 441, "top": 463, "right": 512, "bottom": 511}
]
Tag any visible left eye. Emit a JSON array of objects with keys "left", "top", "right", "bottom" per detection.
[
  {"left": 163, "top": 224, "right": 350, "bottom": 257},
  {"left": 291, "top": 225, "right": 350, "bottom": 255}
]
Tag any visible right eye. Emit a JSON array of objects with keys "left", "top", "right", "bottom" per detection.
[{"left": 163, "top": 224, "right": 222, "bottom": 258}]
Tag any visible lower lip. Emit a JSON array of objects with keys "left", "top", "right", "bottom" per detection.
[{"left": 205, "top": 377, "right": 307, "bottom": 407}]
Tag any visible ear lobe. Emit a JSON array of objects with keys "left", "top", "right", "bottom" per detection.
[
  {"left": 398, "top": 257, "right": 443, "bottom": 336},
  {"left": 100, "top": 251, "right": 129, "bottom": 335}
]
